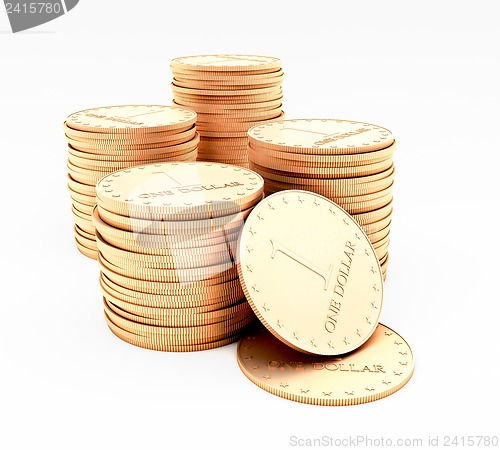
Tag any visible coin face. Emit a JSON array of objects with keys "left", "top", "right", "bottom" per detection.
[
  {"left": 237, "top": 324, "right": 414, "bottom": 406},
  {"left": 95, "top": 162, "right": 264, "bottom": 219},
  {"left": 66, "top": 105, "right": 197, "bottom": 133},
  {"left": 248, "top": 119, "right": 394, "bottom": 154},
  {"left": 238, "top": 190, "right": 383, "bottom": 356},
  {"left": 171, "top": 54, "right": 281, "bottom": 72}
]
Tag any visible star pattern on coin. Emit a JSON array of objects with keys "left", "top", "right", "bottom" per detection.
[
  {"left": 257, "top": 213, "right": 264, "bottom": 221},
  {"left": 313, "top": 199, "right": 320, "bottom": 207},
  {"left": 382, "top": 380, "right": 391, "bottom": 385},
  {"left": 365, "top": 387, "right": 375, "bottom": 392},
  {"left": 282, "top": 197, "right": 289, "bottom": 204},
  {"left": 385, "top": 332, "right": 393, "bottom": 336},
  {"left": 244, "top": 355, "right": 254, "bottom": 360},
  {"left": 356, "top": 329, "right": 362, "bottom": 337},
  {"left": 310, "top": 338, "right": 317, "bottom": 347},
  {"left": 276, "top": 319, "right": 284, "bottom": 328},
  {"left": 345, "top": 391, "right": 354, "bottom": 396},
  {"left": 399, "top": 361, "right": 408, "bottom": 366},
  {"left": 297, "top": 196, "right": 304, "bottom": 203},
  {"left": 394, "top": 341, "right": 402, "bottom": 346},
  {"left": 394, "top": 371, "right": 402, "bottom": 376},
  {"left": 262, "top": 303, "right": 269, "bottom": 312},
  {"left": 355, "top": 233, "right": 361, "bottom": 240},
  {"left": 280, "top": 383, "right": 289, "bottom": 388},
  {"left": 263, "top": 375, "right": 271, "bottom": 380},
  {"left": 366, "top": 316, "right": 372, "bottom": 325},
  {"left": 399, "top": 351, "right": 408, "bottom": 356},
  {"left": 327, "top": 340, "right": 334, "bottom": 349},
  {"left": 246, "top": 264, "right": 254, "bottom": 273},
  {"left": 343, "top": 218, "right": 349, "bottom": 226},
  {"left": 252, "top": 365, "right": 260, "bottom": 370},
  {"left": 323, "top": 392, "right": 332, "bottom": 397},
  {"left": 329, "top": 207, "right": 335, "bottom": 214},
  {"left": 373, "top": 284, "right": 379, "bottom": 292},
  {"left": 252, "top": 284, "right": 259, "bottom": 293},
  {"left": 246, "top": 245, "right": 253, "bottom": 253},
  {"left": 300, "top": 389, "right": 310, "bottom": 394},
  {"left": 365, "top": 249, "right": 370, "bottom": 256},
  {"left": 293, "top": 332, "right": 299, "bottom": 340},
  {"left": 268, "top": 203, "right": 275, "bottom": 210},
  {"left": 371, "top": 301, "right": 378, "bottom": 309},
  {"left": 248, "top": 227, "right": 256, "bottom": 235},
  {"left": 343, "top": 337, "right": 350, "bottom": 346},
  {"left": 371, "top": 266, "right": 377, "bottom": 274}
]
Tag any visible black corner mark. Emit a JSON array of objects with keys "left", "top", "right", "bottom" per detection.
[{"left": 4, "top": 0, "right": 80, "bottom": 33}]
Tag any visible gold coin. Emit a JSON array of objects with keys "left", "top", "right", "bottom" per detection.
[
  {"left": 248, "top": 119, "right": 394, "bottom": 155},
  {"left": 105, "top": 316, "right": 243, "bottom": 352},
  {"left": 352, "top": 201, "right": 393, "bottom": 226},
  {"left": 100, "top": 278, "right": 246, "bottom": 314},
  {"left": 247, "top": 141, "right": 396, "bottom": 167},
  {"left": 66, "top": 105, "right": 196, "bottom": 134},
  {"left": 173, "top": 91, "right": 282, "bottom": 105},
  {"left": 99, "top": 260, "right": 239, "bottom": 293},
  {"left": 367, "top": 222, "right": 391, "bottom": 244},
  {"left": 170, "top": 55, "right": 281, "bottom": 73},
  {"left": 67, "top": 129, "right": 191, "bottom": 146},
  {"left": 67, "top": 174, "right": 96, "bottom": 194},
  {"left": 247, "top": 155, "right": 393, "bottom": 179},
  {"left": 74, "top": 233, "right": 97, "bottom": 252},
  {"left": 238, "top": 190, "right": 383, "bottom": 356},
  {"left": 171, "top": 83, "right": 282, "bottom": 98},
  {"left": 196, "top": 115, "right": 284, "bottom": 133},
  {"left": 237, "top": 324, "right": 414, "bottom": 406},
  {"left": 104, "top": 296, "right": 252, "bottom": 327},
  {"left": 173, "top": 96, "right": 284, "bottom": 111},
  {"left": 67, "top": 136, "right": 199, "bottom": 161},
  {"left": 75, "top": 224, "right": 95, "bottom": 240},
  {"left": 95, "top": 162, "right": 264, "bottom": 220},
  {"left": 72, "top": 199, "right": 95, "bottom": 216},
  {"left": 98, "top": 253, "right": 237, "bottom": 284},
  {"left": 75, "top": 240, "right": 98, "bottom": 260},
  {"left": 68, "top": 187, "right": 95, "bottom": 207},
  {"left": 64, "top": 123, "right": 194, "bottom": 141},
  {"left": 71, "top": 210, "right": 95, "bottom": 235},
  {"left": 66, "top": 128, "right": 197, "bottom": 152},
  {"left": 68, "top": 150, "right": 197, "bottom": 171},
  {"left": 172, "top": 79, "right": 283, "bottom": 91},
  {"left": 93, "top": 205, "right": 246, "bottom": 241},
  {"left": 195, "top": 107, "right": 283, "bottom": 122},
  {"left": 360, "top": 214, "right": 393, "bottom": 236},
  {"left": 104, "top": 300, "right": 255, "bottom": 341},
  {"left": 172, "top": 68, "right": 284, "bottom": 81},
  {"left": 100, "top": 274, "right": 244, "bottom": 308}
]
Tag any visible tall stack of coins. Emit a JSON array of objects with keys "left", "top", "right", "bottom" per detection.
[
  {"left": 93, "top": 162, "right": 264, "bottom": 351},
  {"left": 237, "top": 191, "right": 414, "bottom": 405},
  {"left": 65, "top": 105, "right": 199, "bottom": 259},
  {"left": 247, "top": 119, "right": 395, "bottom": 279},
  {"left": 170, "top": 54, "right": 285, "bottom": 168}
]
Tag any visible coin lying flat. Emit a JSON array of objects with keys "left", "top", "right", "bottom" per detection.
[
  {"left": 238, "top": 190, "right": 383, "bottom": 356},
  {"left": 66, "top": 105, "right": 197, "bottom": 134},
  {"left": 171, "top": 55, "right": 281, "bottom": 73},
  {"left": 237, "top": 324, "right": 414, "bottom": 406},
  {"left": 95, "top": 162, "right": 264, "bottom": 220}
]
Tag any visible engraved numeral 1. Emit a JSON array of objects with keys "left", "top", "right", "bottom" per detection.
[{"left": 270, "top": 238, "right": 333, "bottom": 290}]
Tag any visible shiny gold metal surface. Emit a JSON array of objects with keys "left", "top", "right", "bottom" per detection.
[
  {"left": 95, "top": 162, "right": 264, "bottom": 220},
  {"left": 237, "top": 324, "right": 414, "bottom": 406},
  {"left": 238, "top": 190, "right": 383, "bottom": 356}
]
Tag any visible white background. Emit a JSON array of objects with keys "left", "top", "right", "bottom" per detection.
[{"left": 1, "top": 1, "right": 499, "bottom": 449}]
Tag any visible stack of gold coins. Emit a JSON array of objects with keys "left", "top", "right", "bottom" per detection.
[
  {"left": 170, "top": 54, "right": 285, "bottom": 168},
  {"left": 247, "top": 119, "right": 396, "bottom": 279},
  {"left": 65, "top": 105, "right": 199, "bottom": 260},
  {"left": 93, "top": 162, "right": 264, "bottom": 352}
]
